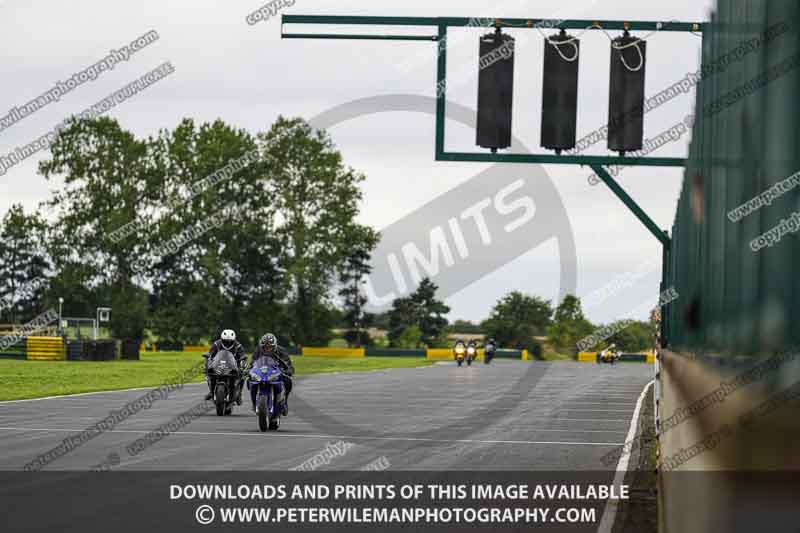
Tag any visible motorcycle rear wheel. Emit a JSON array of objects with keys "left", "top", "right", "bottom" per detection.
[{"left": 215, "top": 383, "right": 227, "bottom": 416}]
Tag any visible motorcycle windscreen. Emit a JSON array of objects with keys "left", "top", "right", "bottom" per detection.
[
  {"left": 210, "top": 350, "right": 238, "bottom": 375},
  {"left": 253, "top": 354, "right": 282, "bottom": 370}
]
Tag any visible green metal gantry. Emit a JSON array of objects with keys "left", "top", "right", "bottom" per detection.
[{"left": 282, "top": 14, "right": 706, "bottom": 341}]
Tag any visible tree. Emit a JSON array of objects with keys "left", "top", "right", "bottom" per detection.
[
  {"left": 387, "top": 278, "right": 450, "bottom": 347},
  {"left": 448, "top": 319, "right": 484, "bottom": 334},
  {"left": 258, "top": 116, "right": 376, "bottom": 346},
  {"left": 371, "top": 311, "right": 391, "bottom": 331},
  {"left": 604, "top": 320, "right": 656, "bottom": 352},
  {"left": 388, "top": 297, "right": 417, "bottom": 347},
  {"left": 481, "top": 291, "right": 552, "bottom": 352},
  {"left": 34, "top": 115, "right": 379, "bottom": 347},
  {"left": 338, "top": 227, "right": 380, "bottom": 347},
  {"left": 146, "top": 118, "right": 282, "bottom": 345},
  {"left": 413, "top": 278, "right": 450, "bottom": 346},
  {"left": 39, "top": 117, "right": 161, "bottom": 340},
  {"left": 0, "top": 205, "right": 50, "bottom": 323},
  {"left": 547, "top": 294, "right": 595, "bottom": 355},
  {"left": 394, "top": 325, "right": 423, "bottom": 349}
]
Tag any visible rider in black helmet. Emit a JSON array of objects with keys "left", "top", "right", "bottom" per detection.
[
  {"left": 204, "top": 329, "right": 247, "bottom": 402},
  {"left": 250, "top": 333, "right": 294, "bottom": 415},
  {"left": 485, "top": 338, "right": 497, "bottom": 363}
]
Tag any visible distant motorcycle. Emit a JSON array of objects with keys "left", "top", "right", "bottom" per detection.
[
  {"left": 247, "top": 355, "right": 287, "bottom": 432},
  {"left": 465, "top": 343, "right": 477, "bottom": 366},
  {"left": 454, "top": 342, "right": 468, "bottom": 367},
  {"left": 598, "top": 344, "right": 621, "bottom": 365},
  {"left": 206, "top": 349, "right": 244, "bottom": 416},
  {"left": 484, "top": 342, "right": 496, "bottom": 365}
]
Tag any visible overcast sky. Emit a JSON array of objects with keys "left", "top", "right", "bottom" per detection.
[{"left": 0, "top": 0, "right": 714, "bottom": 324}]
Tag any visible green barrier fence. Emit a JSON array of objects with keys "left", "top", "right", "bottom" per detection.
[
  {"left": 365, "top": 347, "right": 427, "bottom": 357},
  {"left": 0, "top": 337, "right": 27, "bottom": 360},
  {"left": 664, "top": 0, "right": 800, "bottom": 359}
]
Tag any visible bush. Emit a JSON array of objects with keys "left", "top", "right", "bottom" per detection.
[
  {"left": 525, "top": 339, "right": 543, "bottom": 359},
  {"left": 343, "top": 329, "right": 373, "bottom": 347},
  {"left": 393, "top": 325, "right": 423, "bottom": 349}
]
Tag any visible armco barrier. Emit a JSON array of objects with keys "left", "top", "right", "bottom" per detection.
[
  {"left": 365, "top": 347, "right": 426, "bottom": 357},
  {"left": 301, "top": 347, "right": 365, "bottom": 358},
  {"left": 0, "top": 336, "right": 27, "bottom": 360},
  {"left": 26, "top": 336, "right": 66, "bottom": 361},
  {"left": 496, "top": 349, "right": 525, "bottom": 360}
]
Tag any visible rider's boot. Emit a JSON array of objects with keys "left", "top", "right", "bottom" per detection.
[{"left": 281, "top": 390, "right": 290, "bottom": 416}]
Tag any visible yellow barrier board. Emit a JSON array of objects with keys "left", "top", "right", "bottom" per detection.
[
  {"left": 427, "top": 348, "right": 485, "bottom": 361},
  {"left": 302, "top": 347, "right": 365, "bottom": 358},
  {"left": 27, "top": 336, "right": 66, "bottom": 360},
  {"left": 184, "top": 345, "right": 211, "bottom": 353}
]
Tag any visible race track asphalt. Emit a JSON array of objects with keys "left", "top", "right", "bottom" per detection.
[{"left": 0, "top": 360, "right": 652, "bottom": 471}]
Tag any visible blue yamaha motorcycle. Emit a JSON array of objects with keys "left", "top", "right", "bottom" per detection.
[{"left": 247, "top": 356, "right": 286, "bottom": 432}]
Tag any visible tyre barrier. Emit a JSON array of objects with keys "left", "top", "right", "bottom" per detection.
[
  {"left": 66, "top": 341, "right": 83, "bottom": 361},
  {"left": 121, "top": 339, "right": 141, "bottom": 360},
  {"left": 78, "top": 340, "right": 118, "bottom": 361}
]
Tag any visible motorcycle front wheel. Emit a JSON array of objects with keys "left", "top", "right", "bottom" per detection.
[
  {"left": 215, "top": 383, "right": 227, "bottom": 416},
  {"left": 258, "top": 393, "right": 268, "bottom": 432},
  {"left": 268, "top": 388, "right": 280, "bottom": 431}
]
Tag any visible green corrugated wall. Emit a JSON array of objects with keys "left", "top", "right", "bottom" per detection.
[{"left": 665, "top": 0, "right": 800, "bottom": 358}]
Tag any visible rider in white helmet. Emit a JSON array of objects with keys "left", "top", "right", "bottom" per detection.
[{"left": 204, "top": 329, "right": 247, "bottom": 401}]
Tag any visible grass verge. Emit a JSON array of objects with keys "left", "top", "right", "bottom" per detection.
[{"left": 0, "top": 352, "right": 434, "bottom": 401}]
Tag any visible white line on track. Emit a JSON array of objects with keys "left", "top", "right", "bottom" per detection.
[
  {"left": 0, "top": 383, "right": 207, "bottom": 404},
  {"left": 596, "top": 380, "right": 654, "bottom": 533},
  {"left": 551, "top": 418, "right": 630, "bottom": 423},
  {"left": 0, "top": 426, "right": 622, "bottom": 447},
  {"left": 558, "top": 409, "right": 633, "bottom": 413}
]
